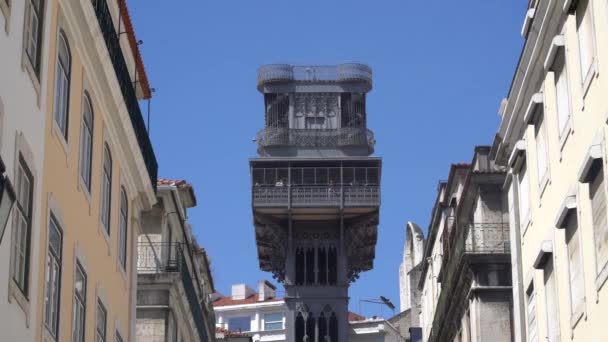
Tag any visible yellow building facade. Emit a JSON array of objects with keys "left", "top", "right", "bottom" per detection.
[
  {"left": 493, "top": 0, "right": 608, "bottom": 341},
  {"left": 32, "top": 1, "right": 157, "bottom": 341}
]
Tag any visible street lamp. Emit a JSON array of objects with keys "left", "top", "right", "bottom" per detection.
[{"left": 0, "top": 156, "right": 16, "bottom": 244}]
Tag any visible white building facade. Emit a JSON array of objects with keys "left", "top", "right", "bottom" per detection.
[
  {"left": 213, "top": 281, "right": 405, "bottom": 342},
  {"left": 0, "top": 0, "right": 52, "bottom": 340}
]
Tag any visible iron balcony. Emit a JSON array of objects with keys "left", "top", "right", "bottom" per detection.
[
  {"left": 256, "top": 128, "right": 375, "bottom": 154},
  {"left": 137, "top": 242, "right": 211, "bottom": 341},
  {"left": 91, "top": 0, "right": 158, "bottom": 191},
  {"left": 252, "top": 185, "right": 380, "bottom": 208}
]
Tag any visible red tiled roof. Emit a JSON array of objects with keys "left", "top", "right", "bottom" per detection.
[
  {"left": 213, "top": 294, "right": 283, "bottom": 307},
  {"left": 118, "top": 0, "right": 151, "bottom": 99},
  {"left": 157, "top": 178, "right": 197, "bottom": 205},
  {"left": 348, "top": 312, "right": 365, "bottom": 322}
]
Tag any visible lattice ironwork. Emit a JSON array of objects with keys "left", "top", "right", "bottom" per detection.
[
  {"left": 252, "top": 185, "right": 380, "bottom": 208},
  {"left": 91, "top": 0, "right": 158, "bottom": 191},
  {"left": 256, "top": 128, "right": 375, "bottom": 151}
]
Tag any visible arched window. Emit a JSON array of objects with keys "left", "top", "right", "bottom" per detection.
[
  {"left": 118, "top": 187, "right": 128, "bottom": 269},
  {"left": 305, "top": 246, "right": 315, "bottom": 285},
  {"left": 101, "top": 144, "right": 112, "bottom": 233},
  {"left": 295, "top": 247, "right": 305, "bottom": 285},
  {"left": 317, "top": 245, "right": 327, "bottom": 285},
  {"left": 318, "top": 312, "right": 328, "bottom": 341},
  {"left": 54, "top": 31, "right": 71, "bottom": 139},
  {"left": 79, "top": 92, "right": 94, "bottom": 189},
  {"left": 305, "top": 312, "right": 315, "bottom": 341},
  {"left": 328, "top": 245, "right": 337, "bottom": 285},
  {"left": 295, "top": 312, "right": 305, "bottom": 342},
  {"left": 329, "top": 312, "right": 338, "bottom": 342}
]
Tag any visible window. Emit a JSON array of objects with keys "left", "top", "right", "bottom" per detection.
[
  {"left": 228, "top": 316, "right": 250, "bottom": 332},
  {"left": 526, "top": 285, "right": 538, "bottom": 342},
  {"left": 534, "top": 113, "right": 549, "bottom": 188},
  {"left": 11, "top": 156, "right": 33, "bottom": 295},
  {"left": 565, "top": 213, "right": 585, "bottom": 321},
  {"left": 295, "top": 244, "right": 338, "bottom": 286},
  {"left": 553, "top": 52, "right": 571, "bottom": 138},
  {"left": 53, "top": 32, "right": 71, "bottom": 139},
  {"left": 44, "top": 215, "right": 63, "bottom": 339},
  {"left": 118, "top": 188, "right": 128, "bottom": 269},
  {"left": 543, "top": 258, "right": 560, "bottom": 342},
  {"left": 518, "top": 161, "right": 530, "bottom": 225},
  {"left": 264, "top": 313, "right": 284, "bottom": 331},
  {"left": 96, "top": 300, "right": 107, "bottom": 342},
  {"left": 589, "top": 165, "right": 608, "bottom": 273},
  {"left": 72, "top": 263, "right": 86, "bottom": 342},
  {"left": 24, "top": 0, "right": 44, "bottom": 76},
  {"left": 475, "top": 264, "right": 512, "bottom": 286},
  {"left": 101, "top": 144, "right": 112, "bottom": 233},
  {"left": 79, "top": 93, "right": 94, "bottom": 190},
  {"left": 576, "top": 0, "right": 595, "bottom": 84}
]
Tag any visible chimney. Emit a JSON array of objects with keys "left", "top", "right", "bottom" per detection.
[
  {"left": 231, "top": 284, "right": 255, "bottom": 300},
  {"left": 258, "top": 280, "right": 276, "bottom": 301}
]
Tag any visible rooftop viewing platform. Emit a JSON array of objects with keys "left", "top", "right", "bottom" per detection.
[{"left": 257, "top": 63, "right": 372, "bottom": 91}]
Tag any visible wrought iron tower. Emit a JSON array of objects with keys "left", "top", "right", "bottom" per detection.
[{"left": 250, "top": 64, "right": 381, "bottom": 342}]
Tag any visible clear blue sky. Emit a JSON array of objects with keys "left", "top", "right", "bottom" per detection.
[{"left": 131, "top": 0, "right": 526, "bottom": 318}]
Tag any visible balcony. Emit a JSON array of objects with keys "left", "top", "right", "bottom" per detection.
[
  {"left": 256, "top": 128, "right": 375, "bottom": 154},
  {"left": 252, "top": 185, "right": 379, "bottom": 208},
  {"left": 137, "top": 242, "right": 210, "bottom": 341},
  {"left": 252, "top": 166, "right": 380, "bottom": 209},
  {"left": 91, "top": 0, "right": 158, "bottom": 191},
  {"left": 257, "top": 63, "right": 372, "bottom": 91},
  {"left": 464, "top": 222, "right": 510, "bottom": 255}
]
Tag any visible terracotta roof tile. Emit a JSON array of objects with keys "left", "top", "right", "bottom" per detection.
[
  {"left": 118, "top": 0, "right": 151, "bottom": 99},
  {"left": 348, "top": 312, "right": 366, "bottom": 322},
  {"left": 213, "top": 294, "right": 283, "bottom": 307},
  {"left": 216, "top": 326, "right": 250, "bottom": 337},
  {"left": 157, "top": 178, "right": 197, "bottom": 205}
]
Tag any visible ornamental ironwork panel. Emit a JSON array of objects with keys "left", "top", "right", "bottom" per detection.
[
  {"left": 90, "top": 0, "right": 158, "bottom": 191},
  {"left": 137, "top": 242, "right": 182, "bottom": 273},
  {"left": 251, "top": 185, "right": 380, "bottom": 208},
  {"left": 256, "top": 128, "right": 375, "bottom": 151}
]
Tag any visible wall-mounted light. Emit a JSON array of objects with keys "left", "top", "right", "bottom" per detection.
[{"left": 0, "top": 156, "right": 16, "bottom": 245}]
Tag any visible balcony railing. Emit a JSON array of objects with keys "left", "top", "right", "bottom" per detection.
[
  {"left": 257, "top": 63, "right": 372, "bottom": 90},
  {"left": 91, "top": 0, "right": 158, "bottom": 192},
  {"left": 465, "top": 222, "right": 510, "bottom": 254},
  {"left": 137, "top": 242, "right": 210, "bottom": 341},
  {"left": 252, "top": 185, "right": 380, "bottom": 208},
  {"left": 137, "top": 242, "right": 182, "bottom": 273},
  {"left": 430, "top": 222, "right": 510, "bottom": 341},
  {"left": 256, "top": 128, "right": 375, "bottom": 153}
]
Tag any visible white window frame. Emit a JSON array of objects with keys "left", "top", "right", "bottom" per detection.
[
  {"left": 44, "top": 214, "right": 63, "bottom": 340},
  {"left": 72, "top": 262, "right": 86, "bottom": 342},
  {"left": 53, "top": 31, "right": 71, "bottom": 141},
  {"left": 578, "top": 139, "right": 608, "bottom": 290},
  {"left": 118, "top": 187, "right": 128, "bottom": 270},
  {"left": 575, "top": 0, "right": 597, "bottom": 96},
  {"left": 96, "top": 299, "right": 107, "bottom": 342},
  {"left": 79, "top": 92, "right": 94, "bottom": 191},
  {"left": 264, "top": 312, "right": 284, "bottom": 331},
  {"left": 24, "top": 0, "right": 44, "bottom": 76},
  {"left": 526, "top": 283, "right": 538, "bottom": 342},
  {"left": 100, "top": 144, "right": 112, "bottom": 234},
  {"left": 11, "top": 156, "right": 33, "bottom": 296}
]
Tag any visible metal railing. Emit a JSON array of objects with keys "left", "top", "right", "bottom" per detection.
[
  {"left": 137, "top": 242, "right": 182, "bottom": 273},
  {"left": 91, "top": 0, "right": 158, "bottom": 192},
  {"left": 252, "top": 185, "right": 380, "bottom": 208},
  {"left": 465, "top": 222, "right": 510, "bottom": 254},
  {"left": 137, "top": 242, "right": 210, "bottom": 341},
  {"left": 256, "top": 128, "right": 375, "bottom": 152},
  {"left": 257, "top": 63, "right": 372, "bottom": 89}
]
